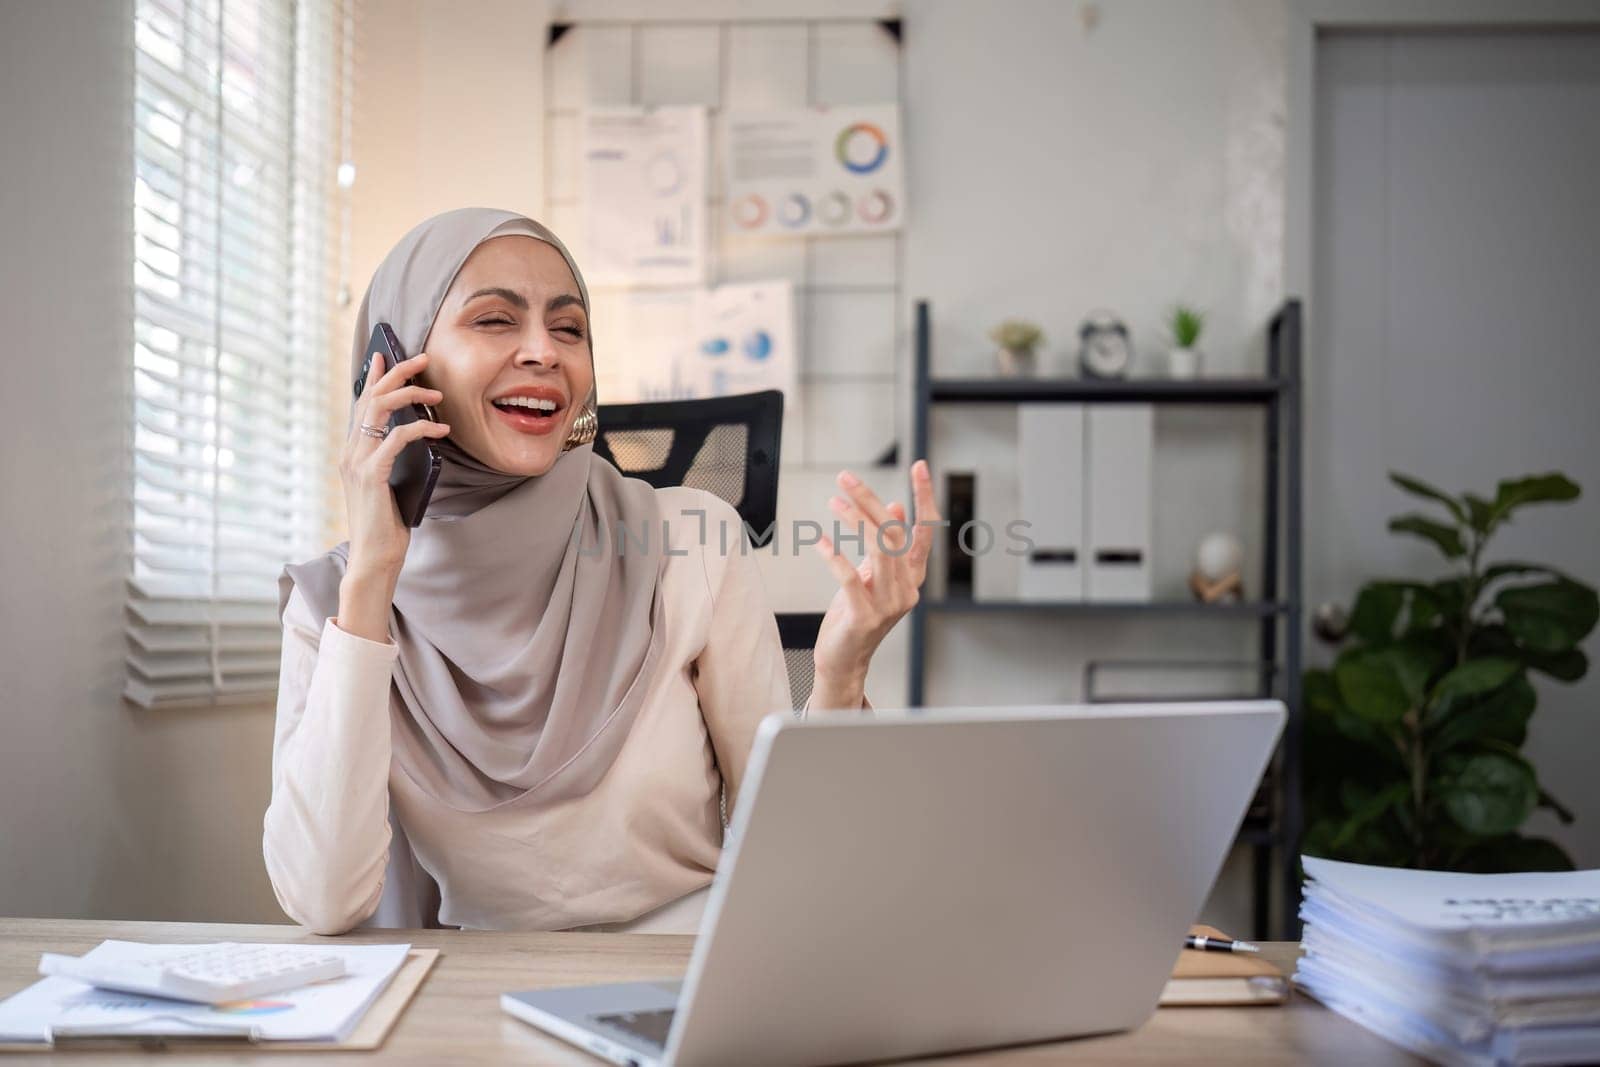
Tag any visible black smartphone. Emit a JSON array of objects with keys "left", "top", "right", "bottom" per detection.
[{"left": 353, "top": 322, "right": 442, "bottom": 528}]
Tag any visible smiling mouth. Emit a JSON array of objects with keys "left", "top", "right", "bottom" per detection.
[{"left": 490, "top": 398, "right": 563, "bottom": 436}]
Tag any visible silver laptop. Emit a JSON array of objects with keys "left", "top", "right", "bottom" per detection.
[{"left": 501, "top": 700, "right": 1285, "bottom": 1067}]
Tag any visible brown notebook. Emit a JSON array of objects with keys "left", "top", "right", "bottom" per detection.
[{"left": 1158, "top": 925, "right": 1288, "bottom": 1007}]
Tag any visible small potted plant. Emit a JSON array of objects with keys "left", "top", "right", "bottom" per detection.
[
  {"left": 1166, "top": 305, "right": 1205, "bottom": 379},
  {"left": 990, "top": 319, "right": 1044, "bottom": 377}
]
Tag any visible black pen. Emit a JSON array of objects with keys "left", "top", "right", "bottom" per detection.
[{"left": 1185, "top": 934, "right": 1260, "bottom": 954}]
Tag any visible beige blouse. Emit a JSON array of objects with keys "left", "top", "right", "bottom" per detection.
[{"left": 263, "top": 487, "right": 867, "bottom": 936}]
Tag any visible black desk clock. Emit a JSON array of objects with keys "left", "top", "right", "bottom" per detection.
[{"left": 1078, "top": 310, "right": 1134, "bottom": 379}]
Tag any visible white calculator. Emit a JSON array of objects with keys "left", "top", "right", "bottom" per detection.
[{"left": 39, "top": 942, "right": 346, "bottom": 1004}]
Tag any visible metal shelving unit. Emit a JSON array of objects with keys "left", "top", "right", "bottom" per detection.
[{"left": 906, "top": 299, "right": 1305, "bottom": 939}]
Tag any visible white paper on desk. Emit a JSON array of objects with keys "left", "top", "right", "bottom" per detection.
[
  {"left": 1302, "top": 922, "right": 1600, "bottom": 1004},
  {"left": 1298, "top": 968, "right": 1600, "bottom": 1067},
  {"left": 1303, "top": 897, "right": 1600, "bottom": 981},
  {"left": 0, "top": 940, "right": 409, "bottom": 1044},
  {"left": 1304, "top": 857, "right": 1600, "bottom": 939}
]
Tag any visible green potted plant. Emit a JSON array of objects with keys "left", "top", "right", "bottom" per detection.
[
  {"left": 990, "top": 319, "right": 1044, "bottom": 377},
  {"left": 1166, "top": 305, "right": 1205, "bottom": 379},
  {"left": 1304, "top": 471, "right": 1597, "bottom": 872}
]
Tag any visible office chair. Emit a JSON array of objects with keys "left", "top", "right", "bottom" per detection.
[
  {"left": 593, "top": 390, "right": 780, "bottom": 546},
  {"left": 593, "top": 390, "right": 819, "bottom": 710}
]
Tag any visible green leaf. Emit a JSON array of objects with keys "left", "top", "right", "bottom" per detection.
[
  {"left": 1428, "top": 673, "right": 1536, "bottom": 752},
  {"left": 1496, "top": 579, "right": 1600, "bottom": 653},
  {"left": 1430, "top": 579, "right": 1468, "bottom": 625},
  {"left": 1388, "top": 514, "right": 1466, "bottom": 559},
  {"left": 1454, "top": 834, "right": 1575, "bottom": 873},
  {"left": 1389, "top": 471, "right": 1467, "bottom": 523},
  {"left": 1350, "top": 583, "right": 1406, "bottom": 645},
  {"left": 1332, "top": 782, "right": 1410, "bottom": 850},
  {"left": 1406, "top": 586, "right": 1444, "bottom": 633},
  {"left": 1431, "top": 657, "right": 1521, "bottom": 708},
  {"left": 1304, "top": 667, "right": 1407, "bottom": 768},
  {"left": 1437, "top": 752, "right": 1538, "bottom": 837},
  {"left": 1491, "top": 473, "right": 1581, "bottom": 524},
  {"left": 1471, "top": 624, "right": 1591, "bottom": 682},
  {"left": 1463, "top": 493, "right": 1496, "bottom": 534},
  {"left": 1526, "top": 648, "right": 1589, "bottom": 682},
  {"left": 1389, "top": 640, "right": 1449, "bottom": 703},
  {"left": 1334, "top": 647, "right": 1415, "bottom": 725}
]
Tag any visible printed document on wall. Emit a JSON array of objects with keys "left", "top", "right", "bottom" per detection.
[
  {"left": 581, "top": 107, "right": 708, "bottom": 285},
  {"left": 593, "top": 281, "right": 800, "bottom": 459},
  {"left": 724, "top": 105, "right": 904, "bottom": 237}
]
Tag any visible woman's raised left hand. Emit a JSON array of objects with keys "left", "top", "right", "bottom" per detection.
[{"left": 809, "top": 459, "right": 939, "bottom": 709}]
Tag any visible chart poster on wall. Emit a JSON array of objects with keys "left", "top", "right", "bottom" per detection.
[
  {"left": 581, "top": 107, "right": 708, "bottom": 285},
  {"left": 723, "top": 104, "right": 904, "bottom": 238},
  {"left": 595, "top": 282, "right": 799, "bottom": 454}
]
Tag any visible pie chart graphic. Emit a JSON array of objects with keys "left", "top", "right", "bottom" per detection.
[
  {"left": 835, "top": 122, "right": 889, "bottom": 175},
  {"left": 818, "top": 191, "right": 852, "bottom": 227},
  {"left": 732, "top": 194, "right": 768, "bottom": 229},
  {"left": 743, "top": 330, "right": 773, "bottom": 361},
  {"left": 646, "top": 151, "right": 684, "bottom": 196},
  {"left": 857, "top": 189, "right": 894, "bottom": 224},
  {"left": 777, "top": 193, "right": 811, "bottom": 228}
]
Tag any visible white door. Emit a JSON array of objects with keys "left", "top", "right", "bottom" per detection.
[{"left": 1311, "top": 29, "right": 1600, "bottom": 865}]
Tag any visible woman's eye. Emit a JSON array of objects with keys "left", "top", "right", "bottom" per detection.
[
  {"left": 553, "top": 325, "right": 586, "bottom": 339},
  {"left": 476, "top": 316, "right": 513, "bottom": 326}
]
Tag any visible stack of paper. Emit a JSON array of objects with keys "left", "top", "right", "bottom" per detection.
[
  {"left": 0, "top": 940, "right": 411, "bottom": 1046},
  {"left": 1296, "top": 857, "right": 1600, "bottom": 1067}
]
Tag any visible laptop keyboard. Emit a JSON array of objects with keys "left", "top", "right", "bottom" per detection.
[{"left": 594, "top": 1008, "right": 675, "bottom": 1048}]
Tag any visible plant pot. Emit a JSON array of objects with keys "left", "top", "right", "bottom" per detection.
[
  {"left": 995, "top": 346, "right": 1037, "bottom": 377},
  {"left": 1168, "top": 346, "right": 1202, "bottom": 379}
]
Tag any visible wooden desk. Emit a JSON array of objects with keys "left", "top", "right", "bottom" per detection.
[{"left": 0, "top": 918, "right": 1424, "bottom": 1064}]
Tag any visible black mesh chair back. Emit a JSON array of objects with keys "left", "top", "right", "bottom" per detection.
[
  {"left": 592, "top": 390, "right": 781, "bottom": 547},
  {"left": 776, "top": 613, "right": 825, "bottom": 711},
  {"left": 592, "top": 390, "right": 816, "bottom": 710}
]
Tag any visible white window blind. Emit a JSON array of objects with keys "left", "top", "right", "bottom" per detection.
[{"left": 126, "top": 0, "right": 345, "bottom": 710}]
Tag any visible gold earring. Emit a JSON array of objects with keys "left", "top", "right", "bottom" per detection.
[{"left": 562, "top": 400, "right": 598, "bottom": 451}]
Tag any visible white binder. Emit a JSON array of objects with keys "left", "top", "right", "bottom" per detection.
[
  {"left": 1085, "top": 405, "right": 1153, "bottom": 600},
  {"left": 1017, "top": 404, "right": 1084, "bottom": 600}
]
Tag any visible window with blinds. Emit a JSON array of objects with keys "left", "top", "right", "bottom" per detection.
[{"left": 126, "top": 0, "right": 346, "bottom": 710}]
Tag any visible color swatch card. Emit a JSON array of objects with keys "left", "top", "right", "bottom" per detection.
[{"left": 723, "top": 104, "right": 904, "bottom": 237}]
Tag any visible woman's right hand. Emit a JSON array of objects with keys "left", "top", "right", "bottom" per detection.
[{"left": 340, "top": 350, "right": 451, "bottom": 581}]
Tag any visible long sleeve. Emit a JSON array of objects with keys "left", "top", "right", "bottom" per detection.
[
  {"left": 690, "top": 497, "right": 871, "bottom": 819},
  {"left": 261, "top": 583, "right": 397, "bottom": 934},
  {"left": 691, "top": 506, "right": 792, "bottom": 821}
]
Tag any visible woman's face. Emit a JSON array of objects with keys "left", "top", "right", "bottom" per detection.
[{"left": 419, "top": 234, "right": 594, "bottom": 477}]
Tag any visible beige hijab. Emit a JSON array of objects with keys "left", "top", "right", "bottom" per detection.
[{"left": 278, "top": 207, "right": 669, "bottom": 815}]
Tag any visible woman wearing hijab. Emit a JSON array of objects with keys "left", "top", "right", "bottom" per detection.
[{"left": 265, "top": 208, "right": 938, "bottom": 936}]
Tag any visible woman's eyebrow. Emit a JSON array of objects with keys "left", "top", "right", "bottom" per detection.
[
  {"left": 461, "top": 287, "right": 583, "bottom": 314},
  {"left": 463, "top": 286, "right": 528, "bottom": 309}
]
